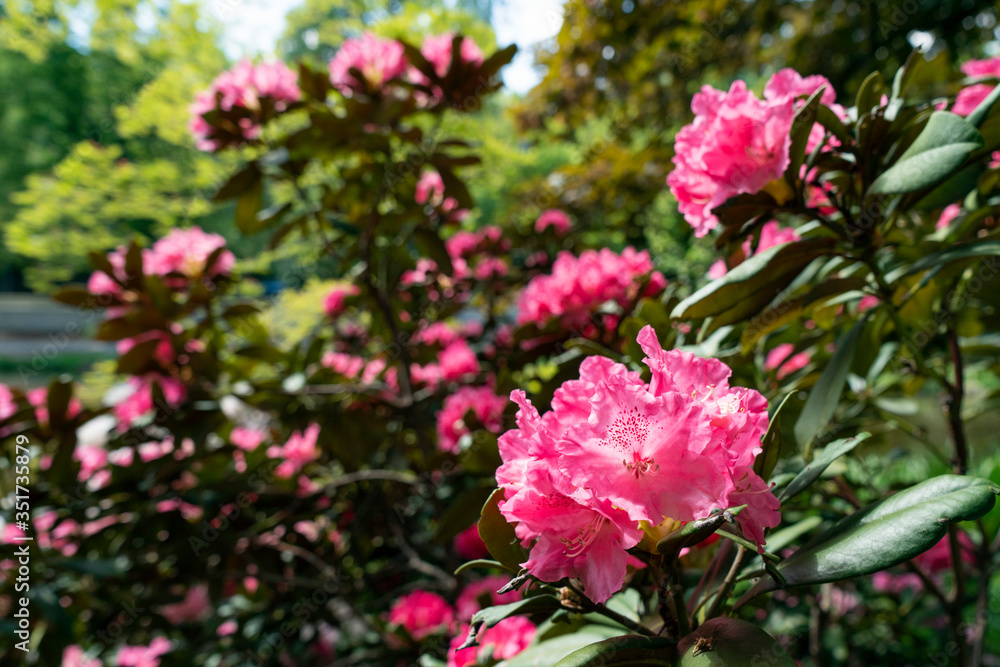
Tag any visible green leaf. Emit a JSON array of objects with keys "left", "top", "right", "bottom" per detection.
[
  {"left": 671, "top": 238, "right": 836, "bottom": 324},
  {"left": 780, "top": 433, "right": 871, "bottom": 502},
  {"left": 435, "top": 485, "right": 496, "bottom": 543},
  {"left": 413, "top": 228, "right": 455, "bottom": 276},
  {"left": 479, "top": 488, "right": 529, "bottom": 571},
  {"left": 793, "top": 318, "right": 865, "bottom": 450},
  {"left": 855, "top": 71, "right": 884, "bottom": 115},
  {"left": 678, "top": 618, "right": 795, "bottom": 666},
  {"left": 911, "top": 161, "right": 985, "bottom": 210},
  {"left": 885, "top": 240, "right": 1000, "bottom": 283},
  {"left": 553, "top": 635, "right": 676, "bottom": 667},
  {"left": 710, "top": 191, "right": 777, "bottom": 229},
  {"left": 235, "top": 179, "right": 265, "bottom": 234},
  {"left": 740, "top": 475, "right": 1000, "bottom": 601},
  {"left": 213, "top": 163, "right": 262, "bottom": 201},
  {"left": 787, "top": 86, "right": 826, "bottom": 182},
  {"left": 656, "top": 506, "right": 746, "bottom": 559},
  {"left": 506, "top": 627, "right": 626, "bottom": 667},
  {"left": 868, "top": 111, "right": 984, "bottom": 195},
  {"left": 454, "top": 559, "right": 509, "bottom": 576},
  {"left": 470, "top": 595, "right": 562, "bottom": 636},
  {"left": 816, "top": 104, "right": 851, "bottom": 146},
  {"left": 755, "top": 393, "right": 794, "bottom": 481}
]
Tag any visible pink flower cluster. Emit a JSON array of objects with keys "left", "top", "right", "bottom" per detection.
[
  {"left": 764, "top": 343, "right": 812, "bottom": 380},
  {"left": 159, "top": 584, "right": 211, "bottom": 625},
  {"left": 669, "top": 69, "right": 840, "bottom": 236},
  {"left": 448, "top": 616, "right": 536, "bottom": 667},
  {"left": 116, "top": 637, "right": 172, "bottom": 667},
  {"left": 954, "top": 57, "right": 1000, "bottom": 116},
  {"left": 411, "top": 340, "right": 480, "bottom": 388},
  {"left": 708, "top": 221, "right": 800, "bottom": 279},
  {"left": 436, "top": 385, "right": 508, "bottom": 453},
  {"left": 329, "top": 33, "right": 408, "bottom": 93},
  {"left": 88, "top": 227, "right": 235, "bottom": 297},
  {"left": 535, "top": 209, "right": 572, "bottom": 234},
  {"left": 389, "top": 590, "right": 455, "bottom": 640},
  {"left": 496, "top": 326, "right": 780, "bottom": 602},
  {"left": 324, "top": 283, "right": 360, "bottom": 318},
  {"left": 401, "top": 226, "right": 508, "bottom": 297},
  {"left": 113, "top": 375, "right": 186, "bottom": 430},
  {"left": 419, "top": 33, "right": 485, "bottom": 78},
  {"left": 517, "top": 248, "right": 665, "bottom": 329},
  {"left": 267, "top": 423, "right": 321, "bottom": 478},
  {"left": 190, "top": 59, "right": 300, "bottom": 151}
]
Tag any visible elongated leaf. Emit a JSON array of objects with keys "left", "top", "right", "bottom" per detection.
[
  {"left": 794, "top": 319, "right": 865, "bottom": 450},
  {"left": 780, "top": 433, "right": 871, "bottom": 501},
  {"left": 470, "top": 595, "right": 562, "bottom": 634},
  {"left": 235, "top": 179, "right": 265, "bottom": 234},
  {"left": 885, "top": 240, "right": 1000, "bottom": 283},
  {"left": 454, "top": 559, "right": 508, "bottom": 576},
  {"left": 755, "top": 393, "right": 794, "bottom": 481},
  {"left": 740, "top": 475, "right": 1000, "bottom": 601},
  {"left": 678, "top": 618, "right": 795, "bottom": 666},
  {"left": 553, "top": 635, "right": 676, "bottom": 667},
  {"left": 912, "top": 161, "right": 984, "bottom": 210},
  {"left": 479, "top": 488, "right": 528, "bottom": 571},
  {"left": 656, "top": 506, "right": 746, "bottom": 559},
  {"left": 869, "top": 111, "right": 984, "bottom": 195},
  {"left": 787, "top": 87, "right": 826, "bottom": 181},
  {"left": 506, "top": 627, "right": 626, "bottom": 667},
  {"left": 672, "top": 238, "right": 836, "bottom": 323},
  {"left": 856, "top": 71, "right": 884, "bottom": 115}
]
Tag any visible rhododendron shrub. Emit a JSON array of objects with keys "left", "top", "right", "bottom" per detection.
[{"left": 4, "top": 31, "right": 1000, "bottom": 667}]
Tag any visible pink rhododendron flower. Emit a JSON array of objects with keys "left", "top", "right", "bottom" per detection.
[
  {"left": 447, "top": 616, "right": 536, "bottom": 667},
  {"left": 267, "top": 423, "right": 321, "bottom": 478},
  {"left": 764, "top": 68, "right": 845, "bottom": 153},
  {"left": 455, "top": 574, "right": 523, "bottom": 620},
  {"left": 145, "top": 227, "right": 235, "bottom": 278},
  {"left": 1, "top": 523, "right": 25, "bottom": 544},
  {"left": 857, "top": 295, "right": 880, "bottom": 313},
  {"left": 322, "top": 352, "right": 366, "bottom": 379},
  {"left": 420, "top": 33, "right": 484, "bottom": 77},
  {"left": 116, "top": 637, "right": 172, "bottom": 667},
  {"left": 231, "top": 426, "right": 266, "bottom": 451},
  {"left": 497, "top": 327, "right": 779, "bottom": 601},
  {"left": 954, "top": 57, "right": 1000, "bottom": 116},
  {"left": 517, "top": 248, "right": 659, "bottom": 329},
  {"left": 436, "top": 385, "right": 507, "bottom": 453},
  {"left": 668, "top": 80, "right": 794, "bottom": 236},
  {"left": 454, "top": 524, "right": 489, "bottom": 560},
  {"left": 217, "top": 620, "right": 238, "bottom": 636},
  {"left": 416, "top": 170, "right": 446, "bottom": 205},
  {"left": 534, "top": 209, "right": 572, "bottom": 234},
  {"left": 190, "top": 59, "right": 300, "bottom": 151},
  {"left": 937, "top": 203, "right": 962, "bottom": 230},
  {"left": 411, "top": 340, "right": 480, "bottom": 388},
  {"left": 329, "top": 33, "right": 407, "bottom": 93},
  {"left": 74, "top": 444, "right": 108, "bottom": 482},
  {"left": 388, "top": 590, "right": 455, "bottom": 640},
  {"left": 160, "top": 584, "right": 211, "bottom": 625},
  {"left": 708, "top": 221, "right": 800, "bottom": 279},
  {"left": 764, "top": 343, "right": 811, "bottom": 380},
  {"left": 0, "top": 384, "right": 17, "bottom": 421},
  {"left": 113, "top": 375, "right": 186, "bottom": 429},
  {"left": 324, "top": 284, "right": 360, "bottom": 317},
  {"left": 62, "top": 645, "right": 102, "bottom": 667}
]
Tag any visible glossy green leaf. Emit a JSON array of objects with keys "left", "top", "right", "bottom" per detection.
[
  {"left": 470, "top": 595, "right": 562, "bottom": 636},
  {"left": 755, "top": 393, "right": 794, "bottom": 481},
  {"left": 506, "top": 627, "right": 626, "bottom": 667},
  {"left": 656, "top": 506, "right": 746, "bottom": 559},
  {"left": 671, "top": 238, "right": 836, "bottom": 324},
  {"left": 966, "top": 81, "right": 1000, "bottom": 128},
  {"left": 855, "top": 71, "right": 884, "bottom": 115},
  {"left": 869, "top": 111, "right": 984, "bottom": 195},
  {"left": 479, "top": 488, "right": 528, "bottom": 571},
  {"left": 787, "top": 86, "right": 826, "bottom": 181},
  {"left": 793, "top": 318, "right": 866, "bottom": 450},
  {"left": 885, "top": 240, "right": 1000, "bottom": 283},
  {"left": 741, "top": 475, "right": 1000, "bottom": 601},
  {"left": 553, "top": 634, "right": 676, "bottom": 667},
  {"left": 780, "top": 433, "right": 871, "bottom": 501},
  {"left": 678, "top": 618, "right": 795, "bottom": 666},
  {"left": 234, "top": 179, "right": 265, "bottom": 234}
]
